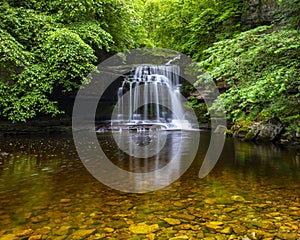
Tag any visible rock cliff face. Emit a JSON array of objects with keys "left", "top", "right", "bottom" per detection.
[{"left": 241, "top": 0, "right": 279, "bottom": 28}]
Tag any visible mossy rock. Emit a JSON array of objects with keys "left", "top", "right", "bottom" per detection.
[{"left": 243, "top": 130, "right": 258, "bottom": 141}]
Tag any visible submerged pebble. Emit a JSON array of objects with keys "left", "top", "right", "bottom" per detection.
[{"left": 0, "top": 134, "right": 299, "bottom": 239}]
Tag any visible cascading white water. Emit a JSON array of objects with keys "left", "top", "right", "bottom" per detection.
[{"left": 114, "top": 64, "right": 191, "bottom": 130}]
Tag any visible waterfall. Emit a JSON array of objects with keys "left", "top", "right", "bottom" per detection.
[{"left": 113, "top": 64, "right": 191, "bottom": 130}]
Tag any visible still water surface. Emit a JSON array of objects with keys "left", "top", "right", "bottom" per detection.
[{"left": 0, "top": 131, "right": 299, "bottom": 239}]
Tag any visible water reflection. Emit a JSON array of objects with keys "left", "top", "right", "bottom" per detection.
[
  {"left": 94, "top": 130, "right": 199, "bottom": 192},
  {"left": 0, "top": 132, "right": 299, "bottom": 239},
  {"left": 131, "top": 133, "right": 152, "bottom": 146},
  {"left": 231, "top": 140, "right": 300, "bottom": 178}
]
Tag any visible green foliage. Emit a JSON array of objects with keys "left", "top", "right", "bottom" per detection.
[
  {"left": 0, "top": 0, "right": 144, "bottom": 122},
  {"left": 68, "top": 21, "right": 113, "bottom": 51},
  {"left": 277, "top": 0, "right": 300, "bottom": 30},
  {"left": 142, "top": 0, "right": 244, "bottom": 60},
  {"left": 197, "top": 26, "right": 300, "bottom": 132},
  {"left": 40, "top": 28, "right": 97, "bottom": 91},
  {"left": 0, "top": 28, "right": 31, "bottom": 78}
]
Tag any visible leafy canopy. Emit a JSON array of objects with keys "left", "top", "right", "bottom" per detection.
[
  {"left": 142, "top": 0, "right": 244, "bottom": 60},
  {"left": 197, "top": 26, "right": 300, "bottom": 132},
  {"left": 0, "top": 0, "right": 143, "bottom": 122}
]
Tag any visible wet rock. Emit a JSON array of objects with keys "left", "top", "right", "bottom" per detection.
[
  {"left": 216, "top": 198, "right": 234, "bottom": 204},
  {"left": 59, "top": 199, "right": 71, "bottom": 203},
  {"left": 121, "top": 203, "right": 134, "bottom": 211},
  {"left": 279, "top": 225, "right": 292, "bottom": 232},
  {"left": 0, "top": 215, "right": 11, "bottom": 225},
  {"left": 223, "top": 207, "right": 236, "bottom": 213},
  {"left": 196, "top": 231, "right": 205, "bottom": 238},
  {"left": 249, "top": 221, "right": 263, "bottom": 228},
  {"left": 231, "top": 225, "right": 246, "bottom": 235},
  {"left": 203, "top": 237, "right": 216, "bottom": 240},
  {"left": 275, "top": 232, "right": 299, "bottom": 240},
  {"left": 129, "top": 223, "right": 159, "bottom": 234},
  {"left": 173, "top": 202, "right": 184, "bottom": 207},
  {"left": 94, "top": 233, "right": 107, "bottom": 239},
  {"left": 221, "top": 227, "right": 233, "bottom": 234},
  {"left": 241, "top": 236, "right": 251, "bottom": 240},
  {"left": 209, "top": 221, "right": 224, "bottom": 226},
  {"left": 104, "top": 228, "right": 114, "bottom": 233},
  {"left": 176, "top": 224, "right": 193, "bottom": 230},
  {"left": 191, "top": 225, "right": 201, "bottom": 231},
  {"left": 219, "top": 215, "right": 232, "bottom": 221},
  {"left": 35, "top": 227, "right": 51, "bottom": 235},
  {"left": 52, "top": 236, "right": 67, "bottom": 240},
  {"left": 55, "top": 226, "right": 71, "bottom": 236},
  {"left": 247, "top": 229, "right": 265, "bottom": 240},
  {"left": 16, "top": 229, "right": 34, "bottom": 238},
  {"left": 31, "top": 215, "right": 47, "bottom": 223},
  {"left": 171, "top": 213, "right": 195, "bottom": 221},
  {"left": 164, "top": 218, "right": 181, "bottom": 225},
  {"left": 24, "top": 213, "right": 32, "bottom": 219},
  {"left": 29, "top": 235, "right": 42, "bottom": 240},
  {"left": 215, "top": 235, "right": 228, "bottom": 240},
  {"left": 169, "top": 236, "right": 189, "bottom": 240},
  {"left": 231, "top": 195, "right": 246, "bottom": 202},
  {"left": 0, "top": 234, "right": 17, "bottom": 240},
  {"left": 257, "top": 121, "right": 283, "bottom": 141},
  {"left": 261, "top": 220, "right": 274, "bottom": 230},
  {"left": 205, "top": 222, "right": 223, "bottom": 232},
  {"left": 232, "top": 119, "right": 284, "bottom": 142},
  {"left": 71, "top": 229, "right": 96, "bottom": 239},
  {"left": 147, "top": 233, "right": 156, "bottom": 240},
  {"left": 105, "top": 220, "right": 128, "bottom": 229},
  {"left": 204, "top": 199, "right": 216, "bottom": 205}
]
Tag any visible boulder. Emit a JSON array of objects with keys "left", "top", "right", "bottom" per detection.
[{"left": 232, "top": 119, "right": 283, "bottom": 142}]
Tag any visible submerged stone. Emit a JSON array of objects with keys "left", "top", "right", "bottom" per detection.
[
  {"left": 129, "top": 223, "right": 159, "bottom": 234},
  {"left": 171, "top": 213, "right": 195, "bottom": 221},
  {"left": 71, "top": 229, "right": 96, "bottom": 239},
  {"left": 59, "top": 199, "right": 71, "bottom": 203},
  {"left": 204, "top": 198, "right": 216, "bottom": 205},
  {"left": 104, "top": 227, "right": 114, "bottom": 233},
  {"left": 221, "top": 227, "right": 233, "bottom": 234},
  {"left": 205, "top": 222, "right": 223, "bottom": 231},
  {"left": 16, "top": 229, "right": 34, "bottom": 238},
  {"left": 208, "top": 221, "right": 224, "bottom": 226},
  {"left": 28, "top": 235, "right": 42, "bottom": 240},
  {"left": 169, "top": 236, "right": 189, "bottom": 240},
  {"left": 55, "top": 226, "right": 71, "bottom": 236},
  {"left": 35, "top": 227, "right": 51, "bottom": 235},
  {"left": 163, "top": 218, "right": 181, "bottom": 225},
  {"left": 231, "top": 195, "right": 246, "bottom": 202},
  {"left": 0, "top": 234, "right": 17, "bottom": 240},
  {"left": 223, "top": 207, "right": 236, "bottom": 213}
]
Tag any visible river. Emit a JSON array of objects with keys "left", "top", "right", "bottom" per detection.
[{"left": 0, "top": 131, "right": 299, "bottom": 239}]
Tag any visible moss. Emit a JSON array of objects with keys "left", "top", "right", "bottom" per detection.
[
  {"left": 226, "top": 129, "right": 233, "bottom": 136},
  {"left": 231, "top": 120, "right": 254, "bottom": 138},
  {"left": 244, "top": 130, "right": 256, "bottom": 141}
]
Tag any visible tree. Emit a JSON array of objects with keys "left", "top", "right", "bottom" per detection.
[
  {"left": 0, "top": 0, "right": 144, "bottom": 122},
  {"left": 142, "top": 0, "right": 244, "bottom": 60},
  {"left": 197, "top": 26, "right": 300, "bottom": 133}
]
